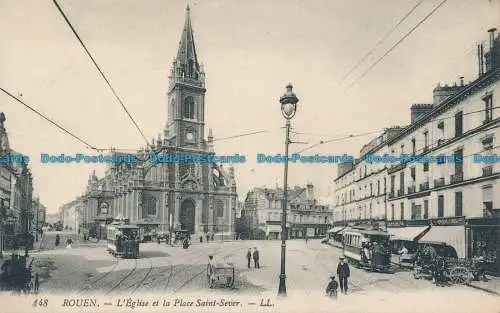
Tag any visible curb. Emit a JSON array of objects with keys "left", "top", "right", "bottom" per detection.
[{"left": 467, "top": 283, "right": 500, "bottom": 296}]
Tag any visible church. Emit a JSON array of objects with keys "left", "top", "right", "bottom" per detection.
[{"left": 80, "top": 6, "right": 238, "bottom": 239}]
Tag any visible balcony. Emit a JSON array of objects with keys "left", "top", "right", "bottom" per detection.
[
  {"left": 397, "top": 189, "right": 404, "bottom": 197},
  {"left": 482, "top": 165, "right": 494, "bottom": 177},
  {"left": 388, "top": 191, "right": 395, "bottom": 199},
  {"left": 407, "top": 185, "right": 416, "bottom": 194},
  {"left": 419, "top": 181, "right": 429, "bottom": 192},
  {"left": 437, "top": 139, "right": 445, "bottom": 147},
  {"left": 423, "top": 146, "right": 429, "bottom": 153},
  {"left": 434, "top": 177, "right": 445, "bottom": 188},
  {"left": 450, "top": 172, "right": 463, "bottom": 184}
]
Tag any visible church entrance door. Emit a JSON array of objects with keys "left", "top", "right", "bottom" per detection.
[{"left": 180, "top": 199, "right": 196, "bottom": 234}]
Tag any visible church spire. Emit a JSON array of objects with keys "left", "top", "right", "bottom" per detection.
[{"left": 175, "top": 5, "right": 200, "bottom": 79}]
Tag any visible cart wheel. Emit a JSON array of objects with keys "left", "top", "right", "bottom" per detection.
[{"left": 449, "top": 266, "right": 470, "bottom": 285}]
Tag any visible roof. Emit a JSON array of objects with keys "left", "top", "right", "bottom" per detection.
[{"left": 176, "top": 6, "right": 199, "bottom": 69}]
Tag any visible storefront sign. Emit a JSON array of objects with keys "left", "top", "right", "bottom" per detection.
[
  {"left": 430, "top": 216, "right": 465, "bottom": 226},
  {"left": 386, "top": 220, "right": 405, "bottom": 227},
  {"left": 406, "top": 219, "right": 430, "bottom": 226}
]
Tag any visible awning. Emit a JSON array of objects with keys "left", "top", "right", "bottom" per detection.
[
  {"left": 387, "top": 226, "right": 429, "bottom": 242},
  {"left": 328, "top": 227, "right": 345, "bottom": 234},
  {"left": 418, "top": 225, "right": 466, "bottom": 258}
]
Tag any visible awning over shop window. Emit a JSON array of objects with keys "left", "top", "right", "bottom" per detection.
[
  {"left": 419, "top": 225, "right": 466, "bottom": 258},
  {"left": 328, "top": 227, "right": 345, "bottom": 234},
  {"left": 387, "top": 226, "right": 429, "bottom": 242}
]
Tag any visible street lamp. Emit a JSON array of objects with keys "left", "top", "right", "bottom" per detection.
[{"left": 278, "top": 83, "right": 299, "bottom": 297}]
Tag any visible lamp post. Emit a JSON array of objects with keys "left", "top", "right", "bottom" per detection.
[{"left": 278, "top": 83, "right": 299, "bottom": 297}]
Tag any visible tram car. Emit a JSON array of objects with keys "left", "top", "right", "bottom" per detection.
[
  {"left": 342, "top": 227, "right": 393, "bottom": 273},
  {"left": 106, "top": 224, "right": 140, "bottom": 258}
]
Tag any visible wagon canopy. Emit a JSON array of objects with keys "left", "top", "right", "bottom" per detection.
[
  {"left": 387, "top": 226, "right": 430, "bottom": 242},
  {"left": 327, "top": 227, "right": 345, "bottom": 234}
]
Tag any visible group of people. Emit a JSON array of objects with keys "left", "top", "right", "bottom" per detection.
[
  {"left": 0, "top": 253, "right": 39, "bottom": 293},
  {"left": 326, "top": 256, "right": 351, "bottom": 297},
  {"left": 246, "top": 247, "right": 260, "bottom": 269}
]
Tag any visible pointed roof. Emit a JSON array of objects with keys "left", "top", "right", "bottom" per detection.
[{"left": 176, "top": 5, "right": 199, "bottom": 69}]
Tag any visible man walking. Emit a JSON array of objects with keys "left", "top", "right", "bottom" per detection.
[
  {"left": 246, "top": 248, "right": 252, "bottom": 268},
  {"left": 252, "top": 247, "right": 260, "bottom": 269},
  {"left": 336, "top": 256, "right": 350, "bottom": 294}
]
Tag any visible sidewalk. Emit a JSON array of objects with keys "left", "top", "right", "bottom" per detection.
[{"left": 468, "top": 276, "right": 500, "bottom": 295}]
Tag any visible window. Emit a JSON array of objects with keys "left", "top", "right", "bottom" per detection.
[
  {"left": 411, "top": 138, "right": 416, "bottom": 155},
  {"left": 484, "top": 94, "right": 493, "bottom": 123},
  {"left": 400, "top": 203, "right": 404, "bottom": 220},
  {"left": 482, "top": 186, "right": 493, "bottom": 217},
  {"left": 438, "top": 195, "right": 444, "bottom": 217},
  {"left": 377, "top": 180, "right": 380, "bottom": 195},
  {"left": 455, "top": 111, "right": 463, "bottom": 137},
  {"left": 390, "top": 175, "right": 395, "bottom": 193},
  {"left": 455, "top": 192, "right": 463, "bottom": 216},
  {"left": 384, "top": 177, "right": 387, "bottom": 193},
  {"left": 399, "top": 171, "right": 405, "bottom": 193},
  {"left": 423, "top": 200, "right": 429, "bottom": 219},
  {"left": 182, "top": 96, "right": 195, "bottom": 119},
  {"left": 410, "top": 167, "right": 416, "bottom": 181},
  {"left": 400, "top": 144, "right": 404, "bottom": 154},
  {"left": 454, "top": 149, "right": 463, "bottom": 176},
  {"left": 424, "top": 131, "right": 429, "bottom": 150},
  {"left": 370, "top": 183, "right": 373, "bottom": 196},
  {"left": 423, "top": 162, "right": 429, "bottom": 172}
]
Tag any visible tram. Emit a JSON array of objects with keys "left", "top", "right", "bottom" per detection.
[
  {"left": 342, "top": 227, "right": 393, "bottom": 273},
  {"left": 106, "top": 223, "right": 140, "bottom": 258}
]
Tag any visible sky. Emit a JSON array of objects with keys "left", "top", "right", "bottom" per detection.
[{"left": 0, "top": 0, "right": 498, "bottom": 213}]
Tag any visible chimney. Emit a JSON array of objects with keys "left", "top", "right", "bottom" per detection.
[
  {"left": 410, "top": 104, "right": 433, "bottom": 123},
  {"left": 485, "top": 28, "right": 499, "bottom": 72},
  {"left": 433, "top": 83, "right": 463, "bottom": 106},
  {"left": 459, "top": 76, "right": 464, "bottom": 87},
  {"left": 306, "top": 182, "right": 314, "bottom": 201}
]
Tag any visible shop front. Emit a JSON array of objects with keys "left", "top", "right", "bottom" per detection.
[
  {"left": 386, "top": 220, "right": 430, "bottom": 254},
  {"left": 418, "top": 216, "right": 466, "bottom": 259},
  {"left": 466, "top": 217, "right": 499, "bottom": 276}
]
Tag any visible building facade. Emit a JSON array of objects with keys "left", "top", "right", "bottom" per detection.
[
  {"left": 80, "top": 7, "right": 238, "bottom": 239},
  {"left": 241, "top": 183, "right": 332, "bottom": 240},
  {"left": 0, "top": 112, "right": 34, "bottom": 251},
  {"left": 333, "top": 29, "right": 500, "bottom": 273}
]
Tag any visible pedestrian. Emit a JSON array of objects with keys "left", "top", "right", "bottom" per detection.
[
  {"left": 336, "top": 256, "right": 350, "bottom": 294},
  {"left": 325, "top": 274, "right": 339, "bottom": 298},
  {"left": 34, "top": 273, "right": 39, "bottom": 293},
  {"left": 305, "top": 235, "right": 308, "bottom": 244},
  {"left": 206, "top": 233, "right": 210, "bottom": 243},
  {"left": 252, "top": 247, "right": 260, "bottom": 269},
  {"left": 66, "top": 238, "right": 72, "bottom": 249},
  {"left": 246, "top": 248, "right": 252, "bottom": 268},
  {"left": 208, "top": 255, "right": 216, "bottom": 288}
]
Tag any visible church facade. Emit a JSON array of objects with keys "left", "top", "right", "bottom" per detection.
[{"left": 80, "top": 7, "right": 238, "bottom": 239}]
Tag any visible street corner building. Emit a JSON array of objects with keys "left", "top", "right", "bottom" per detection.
[
  {"left": 332, "top": 28, "right": 500, "bottom": 275},
  {"left": 70, "top": 6, "right": 238, "bottom": 241},
  {"left": 239, "top": 183, "right": 333, "bottom": 240}
]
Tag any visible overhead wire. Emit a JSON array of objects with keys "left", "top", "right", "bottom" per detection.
[
  {"left": 340, "top": 0, "right": 425, "bottom": 83},
  {"left": 52, "top": 0, "right": 150, "bottom": 147},
  {"left": 347, "top": 0, "right": 449, "bottom": 89},
  {"left": 0, "top": 87, "right": 98, "bottom": 150}
]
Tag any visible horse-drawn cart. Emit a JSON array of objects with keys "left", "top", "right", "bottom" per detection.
[
  {"left": 206, "top": 261, "right": 235, "bottom": 288},
  {"left": 413, "top": 244, "right": 474, "bottom": 285}
]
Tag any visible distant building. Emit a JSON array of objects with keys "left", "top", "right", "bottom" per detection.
[{"left": 241, "top": 183, "right": 332, "bottom": 240}]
